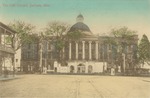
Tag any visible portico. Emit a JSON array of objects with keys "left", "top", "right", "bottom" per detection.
[{"left": 68, "top": 40, "right": 99, "bottom": 61}]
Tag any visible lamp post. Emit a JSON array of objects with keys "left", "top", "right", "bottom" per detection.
[
  {"left": 122, "top": 53, "right": 126, "bottom": 73},
  {"left": 39, "top": 42, "right": 43, "bottom": 73}
]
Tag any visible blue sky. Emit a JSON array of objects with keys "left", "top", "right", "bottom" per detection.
[{"left": 0, "top": 0, "right": 150, "bottom": 39}]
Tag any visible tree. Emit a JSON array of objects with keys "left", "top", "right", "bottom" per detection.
[
  {"left": 138, "top": 34, "right": 150, "bottom": 65},
  {"left": 43, "top": 22, "right": 83, "bottom": 67},
  {"left": 9, "top": 20, "right": 35, "bottom": 51},
  {"left": 8, "top": 20, "right": 35, "bottom": 73},
  {"left": 42, "top": 21, "right": 69, "bottom": 67},
  {"left": 106, "top": 27, "right": 137, "bottom": 73}
]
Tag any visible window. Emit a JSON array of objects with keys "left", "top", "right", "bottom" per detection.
[
  {"left": 28, "top": 43, "right": 31, "bottom": 49},
  {"left": 48, "top": 42, "right": 51, "bottom": 50},
  {"left": 27, "top": 52, "right": 31, "bottom": 59},
  {"left": 109, "top": 44, "right": 111, "bottom": 50},
  {"left": 48, "top": 52, "right": 52, "bottom": 59}
]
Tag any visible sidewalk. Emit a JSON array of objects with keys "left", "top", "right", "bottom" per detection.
[{"left": 0, "top": 75, "right": 20, "bottom": 81}]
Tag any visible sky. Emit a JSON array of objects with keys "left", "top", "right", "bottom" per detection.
[{"left": 0, "top": 0, "right": 150, "bottom": 40}]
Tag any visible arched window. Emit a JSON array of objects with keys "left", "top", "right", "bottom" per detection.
[{"left": 70, "top": 65, "right": 74, "bottom": 73}]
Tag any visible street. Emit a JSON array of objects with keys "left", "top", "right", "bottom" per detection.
[{"left": 0, "top": 75, "right": 150, "bottom": 98}]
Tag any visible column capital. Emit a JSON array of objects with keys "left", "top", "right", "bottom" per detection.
[
  {"left": 95, "top": 41, "right": 99, "bottom": 43},
  {"left": 75, "top": 41, "right": 79, "bottom": 43},
  {"left": 89, "top": 41, "right": 92, "bottom": 43},
  {"left": 82, "top": 41, "right": 85, "bottom": 43}
]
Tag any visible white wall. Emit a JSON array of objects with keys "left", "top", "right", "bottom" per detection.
[
  {"left": 68, "top": 61, "right": 104, "bottom": 73},
  {"left": 92, "top": 62, "right": 104, "bottom": 73},
  {"left": 14, "top": 48, "right": 21, "bottom": 70},
  {"left": 14, "top": 38, "right": 22, "bottom": 71},
  {"left": 54, "top": 61, "right": 105, "bottom": 73},
  {"left": 58, "top": 66, "right": 69, "bottom": 73}
]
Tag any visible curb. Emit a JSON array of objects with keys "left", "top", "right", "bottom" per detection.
[{"left": 0, "top": 76, "right": 20, "bottom": 81}]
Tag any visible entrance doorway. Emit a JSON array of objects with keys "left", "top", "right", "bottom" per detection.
[
  {"left": 77, "top": 64, "right": 85, "bottom": 73},
  {"left": 54, "top": 67, "right": 57, "bottom": 72}
]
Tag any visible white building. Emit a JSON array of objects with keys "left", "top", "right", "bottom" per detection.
[{"left": 53, "top": 14, "right": 107, "bottom": 73}]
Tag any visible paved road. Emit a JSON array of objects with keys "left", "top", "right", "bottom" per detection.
[{"left": 0, "top": 75, "right": 150, "bottom": 98}]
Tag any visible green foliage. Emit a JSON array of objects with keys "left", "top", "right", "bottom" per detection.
[
  {"left": 103, "top": 36, "right": 117, "bottom": 45},
  {"left": 109, "top": 27, "right": 137, "bottom": 51},
  {"left": 44, "top": 21, "right": 68, "bottom": 38},
  {"left": 9, "top": 20, "right": 35, "bottom": 50},
  {"left": 111, "top": 27, "right": 136, "bottom": 38},
  {"left": 43, "top": 21, "right": 69, "bottom": 62},
  {"left": 5, "top": 36, "right": 12, "bottom": 45},
  {"left": 55, "top": 40, "right": 65, "bottom": 51},
  {"left": 138, "top": 34, "right": 150, "bottom": 63},
  {"left": 44, "top": 22, "right": 69, "bottom": 51},
  {"left": 105, "top": 27, "right": 138, "bottom": 70}
]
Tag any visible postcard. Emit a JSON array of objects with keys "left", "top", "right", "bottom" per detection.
[{"left": 0, "top": 0, "right": 150, "bottom": 98}]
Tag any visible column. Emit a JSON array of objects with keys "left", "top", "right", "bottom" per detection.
[
  {"left": 89, "top": 41, "right": 92, "bottom": 60},
  {"left": 95, "top": 41, "right": 99, "bottom": 60},
  {"left": 82, "top": 41, "right": 85, "bottom": 60},
  {"left": 75, "top": 42, "right": 78, "bottom": 60},
  {"left": 69, "top": 42, "right": 72, "bottom": 60}
]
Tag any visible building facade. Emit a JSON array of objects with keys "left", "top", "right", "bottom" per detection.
[
  {"left": 0, "top": 22, "right": 16, "bottom": 75},
  {"left": 21, "top": 14, "right": 138, "bottom": 74}
]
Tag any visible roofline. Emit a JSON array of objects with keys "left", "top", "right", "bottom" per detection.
[
  {"left": 0, "top": 22, "right": 16, "bottom": 34},
  {"left": 68, "top": 22, "right": 92, "bottom": 33}
]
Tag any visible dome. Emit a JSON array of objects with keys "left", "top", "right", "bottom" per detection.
[
  {"left": 69, "top": 22, "right": 91, "bottom": 32},
  {"left": 77, "top": 14, "right": 84, "bottom": 18},
  {"left": 68, "top": 14, "right": 93, "bottom": 35},
  {"left": 76, "top": 14, "right": 84, "bottom": 22}
]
